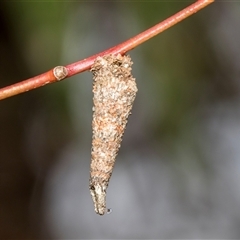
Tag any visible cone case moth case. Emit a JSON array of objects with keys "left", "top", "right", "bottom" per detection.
[{"left": 90, "top": 54, "right": 137, "bottom": 215}]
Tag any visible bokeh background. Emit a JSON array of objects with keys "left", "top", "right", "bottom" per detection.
[{"left": 1, "top": 1, "right": 240, "bottom": 239}]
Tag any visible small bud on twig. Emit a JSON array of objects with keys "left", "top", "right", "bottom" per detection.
[{"left": 53, "top": 66, "right": 68, "bottom": 81}]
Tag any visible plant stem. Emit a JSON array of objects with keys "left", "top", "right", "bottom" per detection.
[{"left": 0, "top": 0, "right": 214, "bottom": 101}]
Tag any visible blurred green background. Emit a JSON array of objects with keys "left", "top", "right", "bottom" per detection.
[{"left": 1, "top": 1, "right": 240, "bottom": 239}]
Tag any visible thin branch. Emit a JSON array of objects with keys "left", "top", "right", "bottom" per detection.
[{"left": 0, "top": 0, "right": 214, "bottom": 101}]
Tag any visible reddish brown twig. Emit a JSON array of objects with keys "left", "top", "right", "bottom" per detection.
[{"left": 0, "top": 0, "right": 214, "bottom": 101}]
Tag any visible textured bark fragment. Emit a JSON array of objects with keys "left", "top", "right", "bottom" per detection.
[{"left": 90, "top": 54, "right": 137, "bottom": 215}]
